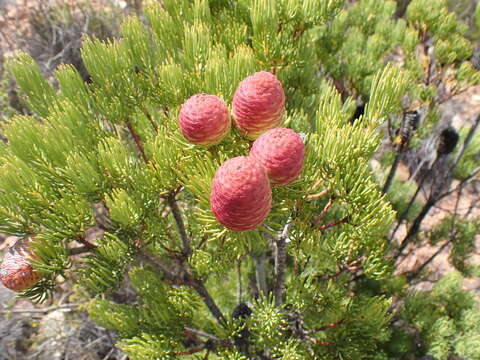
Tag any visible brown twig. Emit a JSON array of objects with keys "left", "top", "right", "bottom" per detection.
[
  {"left": 317, "top": 217, "right": 348, "bottom": 231},
  {"left": 190, "top": 278, "right": 227, "bottom": 326},
  {"left": 68, "top": 245, "right": 93, "bottom": 255},
  {"left": 138, "top": 252, "right": 227, "bottom": 327},
  {"left": 312, "top": 198, "right": 334, "bottom": 225},
  {"left": 184, "top": 327, "right": 232, "bottom": 346},
  {"left": 308, "top": 319, "right": 344, "bottom": 333},
  {"left": 405, "top": 184, "right": 464, "bottom": 280},
  {"left": 332, "top": 258, "right": 362, "bottom": 278},
  {"left": 306, "top": 336, "right": 333, "bottom": 347},
  {"left": 306, "top": 189, "right": 329, "bottom": 200},
  {"left": 125, "top": 119, "right": 148, "bottom": 163},
  {"left": 167, "top": 192, "right": 191, "bottom": 257},
  {"left": 176, "top": 347, "right": 205, "bottom": 356},
  {"left": 140, "top": 105, "right": 158, "bottom": 133}
]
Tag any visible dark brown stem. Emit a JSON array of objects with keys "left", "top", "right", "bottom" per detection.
[
  {"left": 237, "top": 260, "right": 243, "bottom": 302},
  {"left": 176, "top": 347, "right": 205, "bottom": 356},
  {"left": 312, "top": 198, "right": 334, "bottom": 225},
  {"left": 190, "top": 278, "right": 227, "bottom": 326},
  {"left": 140, "top": 105, "right": 158, "bottom": 133},
  {"left": 382, "top": 147, "right": 404, "bottom": 195},
  {"left": 306, "top": 336, "right": 333, "bottom": 347},
  {"left": 309, "top": 320, "right": 344, "bottom": 333},
  {"left": 184, "top": 327, "right": 232, "bottom": 346},
  {"left": 138, "top": 252, "right": 227, "bottom": 327},
  {"left": 396, "top": 198, "right": 436, "bottom": 258},
  {"left": 332, "top": 258, "right": 362, "bottom": 278},
  {"left": 125, "top": 120, "right": 149, "bottom": 163},
  {"left": 167, "top": 193, "right": 191, "bottom": 257},
  {"left": 137, "top": 252, "right": 177, "bottom": 282},
  {"left": 306, "top": 189, "right": 329, "bottom": 200},
  {"left": 437, "top": 166, "right": 480, "bottom": 201},
  {"left": 406, "top": 237, "right": 451, "bottom": 281},
  {"left": 390, "top": 155, "right": 442, "bottom": 242},
  {"left": 451, "top": 114, "right": 480, "bottom": 173},
  {"left": 274, "top": 248, "right": 286, "bottom": 306},
  {"left": 68, "top": 245, "right": 93, "bottom": 255},
  {"left": 317, "top": 217, "right": 348, "bottom": 231},
  {"left": 406, "top": 185, "right": 464, "bottom": 280}
]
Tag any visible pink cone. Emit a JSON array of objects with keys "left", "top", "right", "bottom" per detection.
[
  {"left": 211, "top": 156, "right": 272, "bottom": 231},
  {"left": 232, "top": 71, "right": 285, "bottom": 139},
  {"left": 179, "top": 94, "right": 231, "bottom": 146},
  {"left": 250, "top": 128, "right": 305, "bottom": 186}
]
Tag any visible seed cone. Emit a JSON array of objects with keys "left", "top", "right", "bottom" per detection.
[
  {"left": 179, "top": 94, "right": 231, "bottom": 146},
  {"left": 250, "top": 127, "right": 305, "bottom": 186},
  {"left": 210, "top": 156, "right": 272, "bottom": 231},
  {"left": 0, "top": 238, "right": 41, "bottom": 291},
  {"left": 232, "top": 71, "right": 285, "bottom": 139}
]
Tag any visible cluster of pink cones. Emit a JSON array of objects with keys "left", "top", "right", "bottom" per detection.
[{"left": 179, "top": 71, "right": 305, "bottom": 232}]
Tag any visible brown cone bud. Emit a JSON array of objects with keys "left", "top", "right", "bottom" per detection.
[{"left": 0, "top": 238, "right": 41, "bottom": 291}]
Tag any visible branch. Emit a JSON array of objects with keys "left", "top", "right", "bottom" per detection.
[
  {"left": 138, "top": 252, "right": 227, "bottom": 327},
  {"left": 306, "top": 189, "right": 329, "bottom": 200},
  {"left": 316, "top": 217, "right": 348, "bottom": 231},
  {"left": 382, "top": 148, "right": 404, "bottom": 195},
  {"left": 190, "top": 278, "right": 227, "bottom": 326},
  {"left": 312, "top": 198, "right": 334, "bottom": 225},
  {"left": 451, "top": 114, "right": 480, "bottom": 173},
  {"left": 437, "top": 166, "right": 480, "bottom": 201},
  {"left": 237, "top": 260, "right": 243, "bottom": 303},
  {"left": 125, "top": 119, "right": 149, "bottom": 163},
  {"left": 253, "top": 254, "right": 268, "bottom": 296},
  {"left": 68, "top": 245, "right": 93, "bottom": 256},
  {"left": 167, "top": 192, "right": 191, "bottom": 256},
  {"left": 306, "top": 336, "right": 333, "bottom": 347},
  {"left": 136, "top": 251, "right": 177, "bottom": 282},
  {"left": 405, "top": 185, "right": 464, "bottom": 280},
  {"left": 140, "top": 105, "right": 158, "bottom": 133},
  {"left": 273, "top": 222, "right": 292, "bottom": 307},
  {"left": 390, "top": 155, "right": 442, "bottom": 242},
  {"left": 309, "top": 319, "right": 344, "bottom": 333},
  {"left": 184, "top": 327, "right": 232, "bottom": 346},
  {"left": 395, "top": 197, "right": 436, "bottom": 258}
]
